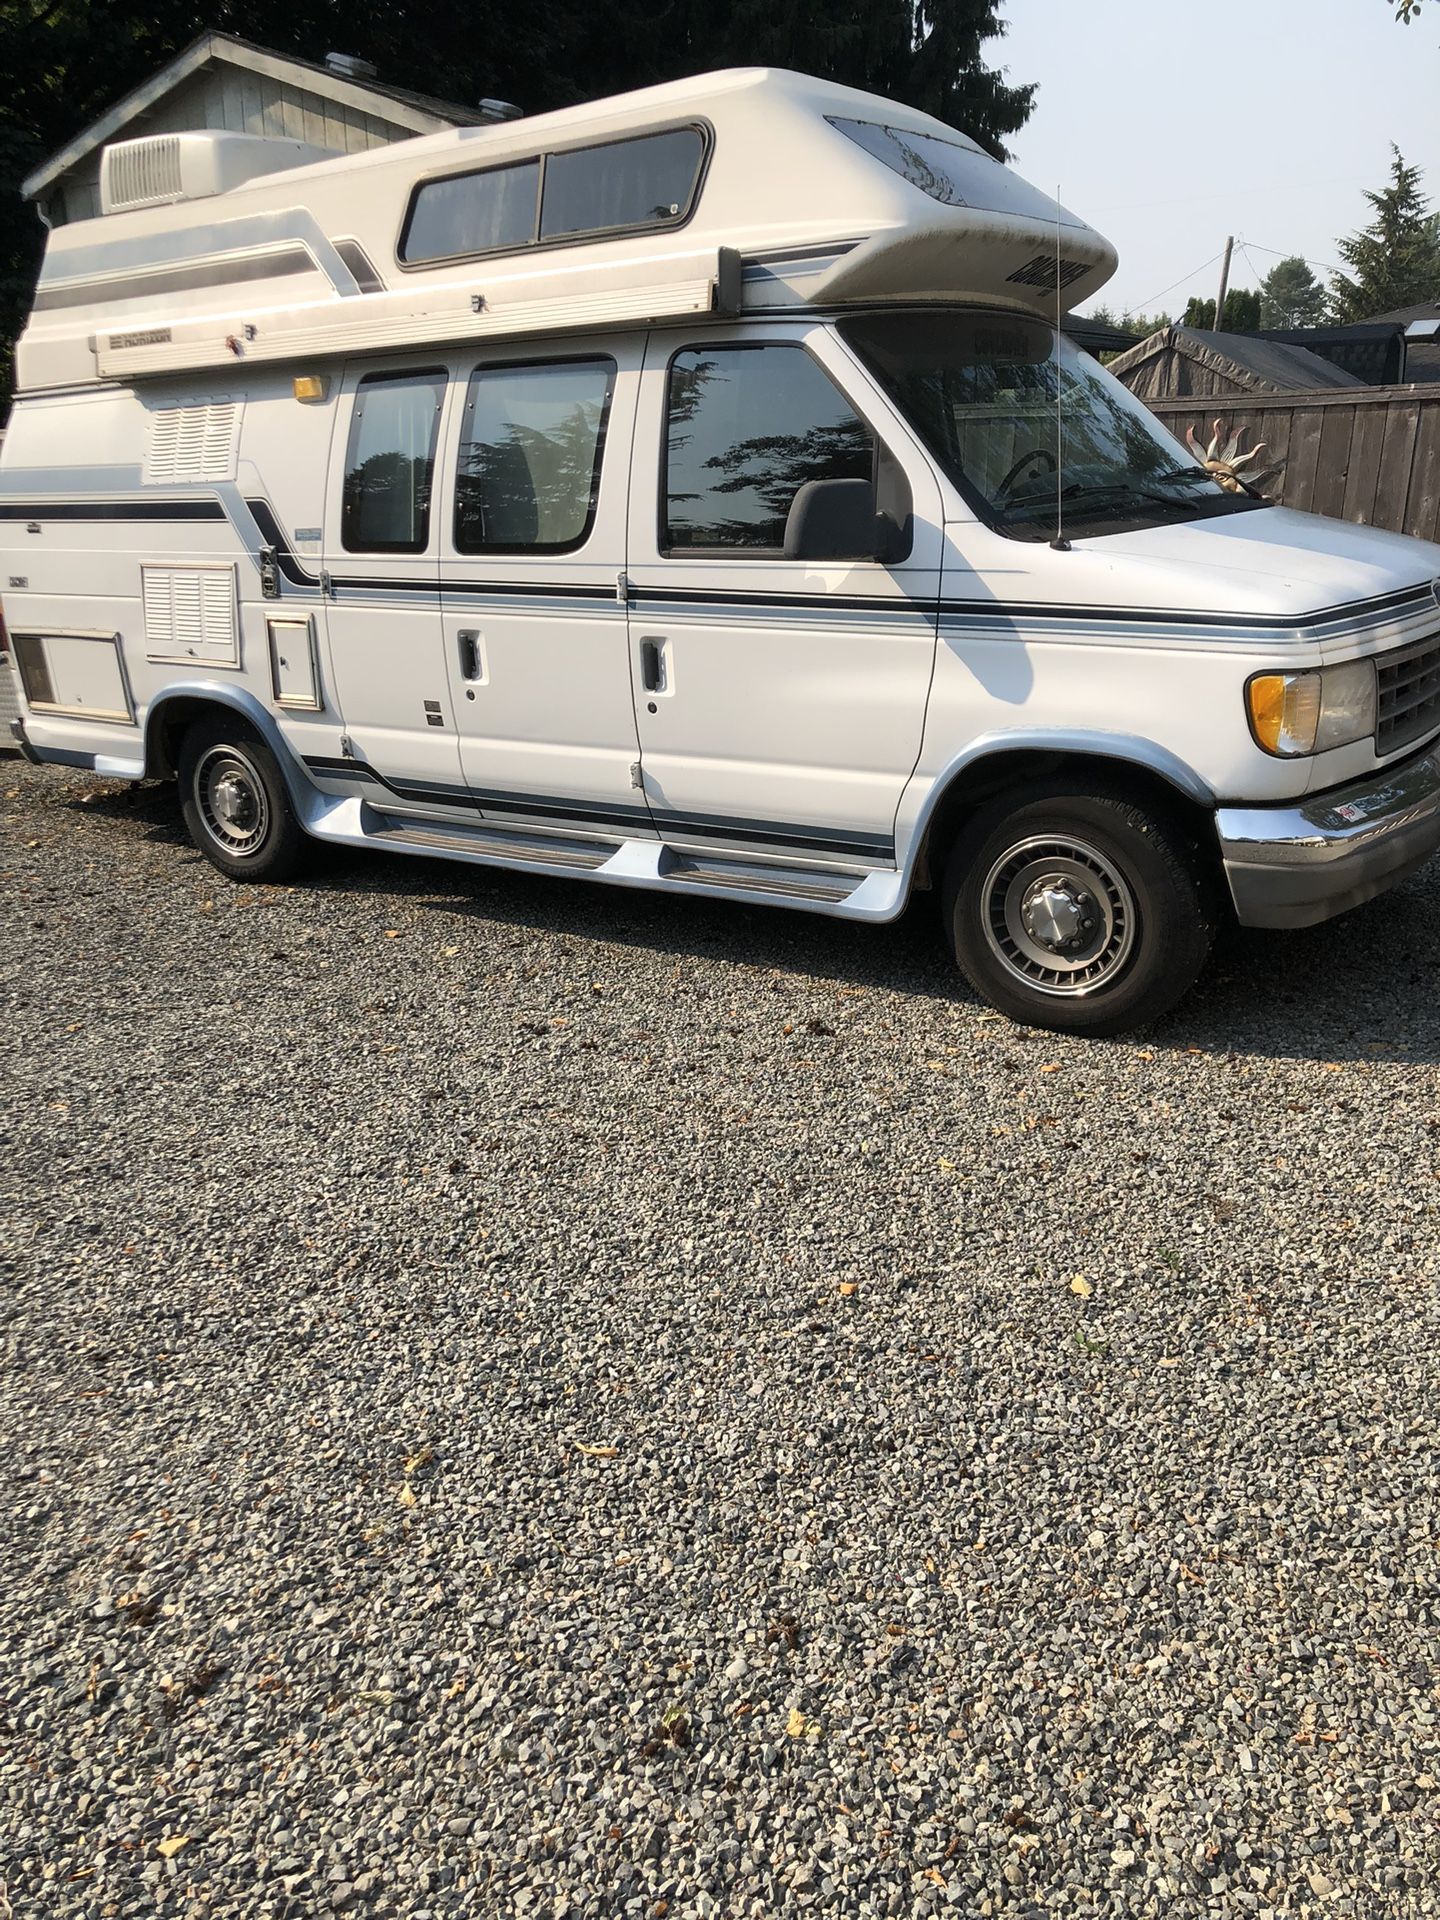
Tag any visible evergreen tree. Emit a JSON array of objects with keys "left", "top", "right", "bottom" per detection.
[
  {"left": 1259, "top": 256, "right": 1326, "bottom": 329},
  {"left": 1182, "top": 289, "right": 1260, "bottom": 331},
  {"left": 1328, "top": 147, "right": 1440, "bottom": 321}
]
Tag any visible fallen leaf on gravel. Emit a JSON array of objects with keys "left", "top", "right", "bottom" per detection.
[
  {"left": 1158, "top": 1358, "right": 1180, "bottom": 1368},
  {"left": 442, "top": 945, "right": 460, "bottom": 957},
  {"left": 1068, "top": 1276, "right": 1093, "bottom": 1297},
  {"left": 384, "top": 930, "right": 401, "bottom": 939},
  {"left": 785, "top": 1708, "right": 821, "bottom": 1739},
  {"left": 575, "top": 1443, "right": 618, "bottom": 1459},
  {"left": 157, "top": 1836, "right": 190, "bottom": 1859},
  {"left": 938, "top": 1157, "right": 958, "bottom": 1172},
  {"left": 924, "top": 1867, "right": 947, "bottom": 1889},
  {"left": 1039, "top": 1063, "right": 1061, "bottom": 1073},
  {"left": 396, "top": 1484, "right": 417, "bottom": 1509},
  {"left": 403, "top": 1444, "right": 434, "bottom": 1475},
  {"left": 838, "top": 1282, "right": 858, "bottom": 1297}
]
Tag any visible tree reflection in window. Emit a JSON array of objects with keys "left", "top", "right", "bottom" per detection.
[
  {"left": 665, "top": 345, "right": 873, "bottom": 551},
  {"left": 455, "top": 360, "right": 615, "bottom": 553},
  {"left": 341, "top": 371, "right": 445, "bottom": 555}
]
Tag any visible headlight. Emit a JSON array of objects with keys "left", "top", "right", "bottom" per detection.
[{"left": 1246, "top": 662, "right": 1377, "bottom": 757}]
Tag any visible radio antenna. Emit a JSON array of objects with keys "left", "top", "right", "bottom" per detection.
[{"left": 1051, "top": 183, "right": 1070, "bottom": 552}]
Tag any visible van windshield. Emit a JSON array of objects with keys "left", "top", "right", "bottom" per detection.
[{"left": 841, "top": 311, "right": 1267, "bottom": 541}]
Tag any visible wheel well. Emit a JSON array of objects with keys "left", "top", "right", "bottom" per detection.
[
  {"left": 145, "top": 697, "right": 245, "bottom": 781},
  {"left": 914, "top": 750, "right": 1220, "bottom": 891}
]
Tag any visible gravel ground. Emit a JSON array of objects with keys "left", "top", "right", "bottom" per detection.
[{"left": 2, "top": 762, "right": 1438, "bottom": 1920}]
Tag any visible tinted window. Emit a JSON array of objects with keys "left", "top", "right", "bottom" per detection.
[
  {"left": 455, "top": 359, "right": 615, "bottom": 553},
  {"left": 539, "top": 128, "right": 704, "bottom": 241},
  {"left": 828, "top": 116, "right": 1079, "bottom": 227},
  {"left": 341, "top": 370, "right": 445, "bottom": 554},
  {"left": 664, "top": 344, "right": 873, "bottom": 553},
  {"left": 401, "top": 159, "right": 539, "bottom": 263}
]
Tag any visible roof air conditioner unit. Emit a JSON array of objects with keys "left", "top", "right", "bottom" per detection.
[{"left": 100, "top": 131, "right": 337, "bottom": 216}]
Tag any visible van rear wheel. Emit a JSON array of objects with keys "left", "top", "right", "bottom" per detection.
[
  {"left": 178, "top": 716, "right": 306, "bottom": 883},
  {"left": 942, "top": 785, "right": 1216, "bottom": 1036}
]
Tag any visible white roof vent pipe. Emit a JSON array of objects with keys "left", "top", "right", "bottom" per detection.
[
  {"left": 479, "top": 98, "right": 525, "bottom": 122},
  {"left": 325, "top": 52, "right": 378, "bottom": 81}
]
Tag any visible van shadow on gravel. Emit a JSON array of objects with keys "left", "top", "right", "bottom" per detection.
[{"left": 61, "top": 775, "right": 1440, "bottom": 1069}]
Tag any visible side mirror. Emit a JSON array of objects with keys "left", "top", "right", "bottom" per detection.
[{"left": 783, "top": 478, "right": 901, "bottom": 564}]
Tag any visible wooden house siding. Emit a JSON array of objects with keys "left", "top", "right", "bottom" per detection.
[{"left": 52, "top": 68, "right": 410, "bottom": 226}]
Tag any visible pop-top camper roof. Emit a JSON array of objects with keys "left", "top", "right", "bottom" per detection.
[{"left": 15, "top": 68, "right": 1118, "bottom": 395}]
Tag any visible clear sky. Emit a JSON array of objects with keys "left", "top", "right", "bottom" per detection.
[{"left": 994, "top": 0, "right": 1440, "bottom": 319}]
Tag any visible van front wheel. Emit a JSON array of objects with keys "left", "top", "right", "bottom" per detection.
[
  {"left": 942, "top": 786, "right": 1216, "bottom": 1036},
  {"left": 178, "top": 717, "right": 306, "bottom": 883}
]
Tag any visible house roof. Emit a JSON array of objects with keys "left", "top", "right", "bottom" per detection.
[
  {"left": 21, "top": 31, "right": 488, "bottom": 203},
  {"left": 1367, "top": 301, "right": 1440, "bottom": 326},
  {"left": 1107, "top": 324, "right": 1366, "bottom": 394},
  {"left": 1063, "top": 312, "right": 1141, "bottom": 355}
]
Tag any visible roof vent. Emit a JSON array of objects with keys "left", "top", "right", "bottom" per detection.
[
  {"left": 479, "top": 97, "right": 525, "bottom": 122},
  {"left": 325, "top": 52, "right": 378, "bottom": 81}
]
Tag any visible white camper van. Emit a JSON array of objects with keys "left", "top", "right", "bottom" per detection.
[{"left": 5, "top": 69, "right": 1440, "bottom": 1034}]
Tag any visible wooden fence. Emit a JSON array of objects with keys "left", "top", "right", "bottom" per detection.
[{"left": 1143, "top": 387, "right": 1440, "bottom": 546}]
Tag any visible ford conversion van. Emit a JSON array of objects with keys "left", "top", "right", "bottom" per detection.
[{"left": 5, "top": 68, "right": 1440, "bottom": 1034}]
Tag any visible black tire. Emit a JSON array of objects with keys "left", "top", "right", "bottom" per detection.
[
  {"left": 941, "top": 783, "right": 1217, "bottom": 1037},
  {"left": 178, "top": 715, "right": 307, "bottom": 883}
]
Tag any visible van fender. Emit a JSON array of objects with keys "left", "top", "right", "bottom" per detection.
[
  {"left": 143, "top": 682, "right": 321, "bottom": 816},
  {"left": 897, "top": 727, "right": 1217, "bottom": 891}
]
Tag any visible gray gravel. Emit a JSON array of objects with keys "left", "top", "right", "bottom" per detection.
[{"left": 3, "top": 762, "right": 1439, "bottom": 1920}]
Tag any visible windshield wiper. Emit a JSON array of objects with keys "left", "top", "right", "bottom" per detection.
[{"left": 1059, "top": 479, "right": 1206, "bottom": 510}]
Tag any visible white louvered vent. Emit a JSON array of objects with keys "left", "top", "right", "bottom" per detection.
[
  {"left": 142, "top": 566, "right": 240, "bottom": 666},
  {"left": 144, "top": 402, "right": 242, "bottom": 484},
  {"left": 104, "top": 136, "right": 185, "bottom": 213}
]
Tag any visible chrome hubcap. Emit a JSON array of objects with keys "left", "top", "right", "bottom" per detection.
[
  {"left": 196, "top": 745, "right": 269, "bottom": 857},
  {"left": 983, "top": 835, "right": 1137, "bottom": 997}
]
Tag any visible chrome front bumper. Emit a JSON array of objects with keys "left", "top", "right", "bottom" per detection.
[{"left": 1217, "top": 740, "right": 1440, "bottom": 929}]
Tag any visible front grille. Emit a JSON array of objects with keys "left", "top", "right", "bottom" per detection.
[{"left": 1376, "top": 631, "right": 1440, "bottom": 756}]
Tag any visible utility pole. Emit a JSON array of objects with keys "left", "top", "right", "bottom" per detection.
[{"left": 1215, "top": 235, "right": 1234, "bottom": 329}]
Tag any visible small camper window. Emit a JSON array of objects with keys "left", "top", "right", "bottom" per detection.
[
  {"left": 663, "top": 344, "right": 873, "bottom": 554},
  {"left": 539, "top": 128, "right": 705, "bottom": 241},
  {"left": 400, "top": 158, "right": 540, "bottom": 264},
  {"left": 455, "top": 358, "right": 616, "bottom": 554},
  {"left": 342, "top": 370, "right": 445, "bottom": 554}
]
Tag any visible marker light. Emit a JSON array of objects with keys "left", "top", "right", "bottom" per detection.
[
  {"left": 293, "top": 375, "right": 329, "bottom": 403},
  {"left": 1246, "top": 662, "right": 1376, "bottom": 757}
]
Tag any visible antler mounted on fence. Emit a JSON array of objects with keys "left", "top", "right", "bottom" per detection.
[{"left": 1186, "top": 419, "right": 1283, "bottom": 496}]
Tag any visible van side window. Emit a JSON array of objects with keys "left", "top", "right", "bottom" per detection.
[
  {"left": 341, "top": 370, "right": 445, "bottom": 554},
  {"left": 663, "top": 344, "right": 873, "bottom": 553},
  {"left": 455, "top": 359, "right": 616, "bottom": 553}
]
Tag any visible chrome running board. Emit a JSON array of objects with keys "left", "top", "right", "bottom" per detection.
[{"left": 297, "top": 793, "right": 907, "bottom": 923}]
